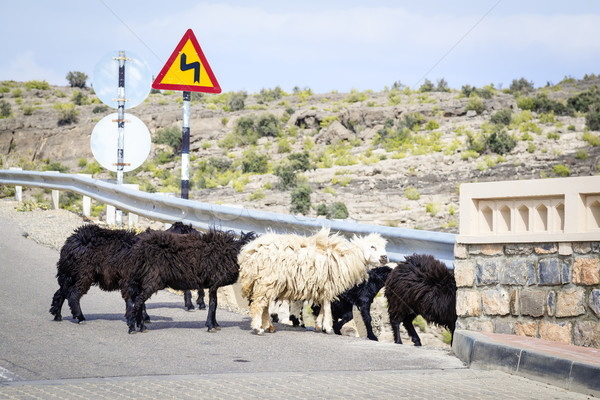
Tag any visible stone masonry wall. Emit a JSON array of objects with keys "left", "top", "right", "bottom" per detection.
[{"left": 454, "top": 242, "right": 600, "bottom": 348}]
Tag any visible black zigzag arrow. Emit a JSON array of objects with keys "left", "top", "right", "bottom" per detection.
[{"left": 180, "top": 53, "right": 201, "bottom": 83}]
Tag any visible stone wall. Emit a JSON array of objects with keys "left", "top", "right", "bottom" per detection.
[{"left": 454, "top": 241, "right": 600, "bottom": 348}]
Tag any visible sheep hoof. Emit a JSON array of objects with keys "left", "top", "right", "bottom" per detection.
[
  {"left": 267, "top": 325, "right": 275, "bottom": 333},
  {"left": 253, "top": 329, "right": 265, "bottom": 335},
  {"left": 128, "top": 329, "right": 137, "bottom": 335},
  {"left": 140, "top": 328, "right": 148, "bottom": 333},
  {"left": 186, "top": 307, "right": 196, "bottom": 312},
  {"left": 53, "top": 316, "right": 62, "bottom": 322},
  {"left": 324, "top": 328, "right": 334, "bottom": 334},
  {"left": 207, "top": 328, "right": 219, "bottom": 333}
]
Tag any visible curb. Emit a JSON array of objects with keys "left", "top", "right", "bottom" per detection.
[{"left": 452, "top": 330, "right": 600, "bottom": 398}]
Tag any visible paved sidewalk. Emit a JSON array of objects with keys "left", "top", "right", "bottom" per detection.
[
  {"left": 453, "top": 330, "right": 600, "bottom": 397},
  {"left": 0, "top": 369, "right": 594, "bottom": 399}
]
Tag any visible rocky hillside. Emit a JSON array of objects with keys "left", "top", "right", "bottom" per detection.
[{"left": 1, "top": 77, "right": 600, "bottom": 233}]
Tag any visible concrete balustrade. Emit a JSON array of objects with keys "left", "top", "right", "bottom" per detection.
[{"left": 456, "top": 176, "right": 600, "bottom": 348}]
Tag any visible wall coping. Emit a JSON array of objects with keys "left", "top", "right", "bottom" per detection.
[{"left": 457, "top": 176, "right": 600, "bottom": 244}]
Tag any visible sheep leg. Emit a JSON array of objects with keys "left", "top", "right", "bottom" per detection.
[
  {"left": 197, "top": 289, "right": 207, "bottom": 310},
  {"left": 321, "top": 299, "right": 334, "bottom": 334},
  {"left": 262, "top": 307, "right": 274, "bottom": 333},
  {"left": 402, "top": 315, "right": 422, "bottom": 346},
  {"left": 49, "top": 288, "right": 66, "bottom": 321},
  {"left": 205, "top": 287, "right": 220, "bottom": 332},
  {"left": 359, "top": 302, "right": 378, "bottom": 341},
  {"left": 67, "top": 289, "right": 86, "bottom": 323},
  {"left": 332, "top": 309, "right": 353, "bottom": 336},
  {"left": 249, "top": 297, "right": 268, "bottom": 335},
  {"left": 390, "top": 318, "right": 403, "bottom": 344},
  {"left": 184, "top": 290, "right": 195, "bottom": 311},
  {"left": 289, "top": 301, "right": 304, "bottom": 328}
]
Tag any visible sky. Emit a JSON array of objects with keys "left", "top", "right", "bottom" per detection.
[{"left": 2, "top": 1, "right": 600, "bottom": 95}]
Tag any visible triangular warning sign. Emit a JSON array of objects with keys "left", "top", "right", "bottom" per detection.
[{"left": 152, "top": 29, "right": 221, "bottom": 93}]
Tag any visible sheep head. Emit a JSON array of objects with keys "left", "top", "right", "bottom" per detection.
[{"left": 353, "top": 233, "right": 388, "bottom": 266}]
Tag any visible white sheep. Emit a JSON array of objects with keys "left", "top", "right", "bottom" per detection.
[{"left": 238, "top": 227, "right": 388, "bottom": 335}]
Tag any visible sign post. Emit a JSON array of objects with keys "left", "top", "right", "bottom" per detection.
[
  {"left": 115, "top": 51, "right": 127, "bottom": 224},
  {"left": 152, "top": 29, "right": 221, "bottom": 200},
  {"left": 92, "top": 50, "right": 151, "bottom": 226}
]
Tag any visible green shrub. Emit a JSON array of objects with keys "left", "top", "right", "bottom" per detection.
[
  {"left": 227, "top": 91, "right": 247, "bottom": 111},
  {"left": 85, "top": 161, "right": 103, "bottom": 175},
  {"left": 327, "top": 202, "right": 349, "bottom": 219},
  {"left": 256, "top": 86, "right": 284, "bottom": 104},
  {"left": 585, "top": 104, "right": 600, "bottom": 131},
  {"left": 93, "top": 105, "right": 108, "bottom": 114},
  {"left": 0, "top": 100, "right": 11, "bottom": 118},
  {"left": 290, "top": 183, "right": 312, "bottom": 215},
  {"left": 316, "top": 203, "right": 328, "bottom": 216},
  {"left": 155, "top": 150, "right": 173, "bottom": 164},
  {"left": 539, "top": 111, "right": 556, "bottom": 124},
  {"left": 547, "top": 131, "right": 560, "bottom": 140},
  {"left": 241, "top": 148, "right": 269, "bottom": 173},
  {"left": 256, "top": 113, "right": 280, "bottom": 137},
  {"left": 583, "top": 131, "right": 600, "bottom": 146},
  {"left": 12, "top": 88, "right": 22, "bottom": 98},
  {"left": 553, "top": 164, "right": 570, "bottom": 177},
  {"left": 55, "top": 103, "right": 79, "bottom": 125},
  {"left": 153, "top": 126, "right": 182, "bottom": 152},
  {"left": 71, "top": 90, "right": 90, "bottom": 106},
  {"left": 424, "top": 120, "right": 439, "bottom": 130},
  {"left": 425, "top": 202, "right": 440, "bottom": 216},
  {"left": 22, "top": 105, "right": 35, "bottom": 116},
  {"left": 287, "top": 151, "right": 313, "bottom": 172},
  {"left": 24, "top": 80, "right": 50, "bottom": 90},
  {"left": 465, "top": 95, "right": 486, "bottom": 114},
  {"left": 78, "top": 158, "right": 88, "bottom": 168},
  {"left": 576, "top": 150, "right": 589, "bottom": 160},
  {"left": 66, "top": 71, "right": 88, "bottom": 88},
  {"left": 274, "top": 163, "right": 297, "bottom": 190},
  {"left": 466, "top": 131, "right": 486, "bottom": 154},
  {"left": 509, "top": 77, "right": 535, "bottom": 94},
  {"left": 248, "top": 188, "right": 266, "bottom": 201},
  {"left": 567, "top": 86, "right": 600, "bottom": 112},
  {"left": 516, "top": 96, "right": 535, "bottom": 111},
  {"left": 490, "top": 108, "right": 512, "bottom": 126},
  {"left": 418, "top": 79, "right": 434, "bottom": 92},
  {"left": 42, "top": 161, "right": 69, "bottom": 173},
  {"left": 486, "top": 131, "right": 516, "bottom": 155},
  {"left": 532, "top": 93, "right": 569, "bottom": 115},
  {"left": 405, "top": 186, "right": 420, "bottom": 200}
]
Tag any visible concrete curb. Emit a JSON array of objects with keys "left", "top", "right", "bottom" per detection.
[{"left": 452, "top": 330, "right": 600, "bottom": 398}]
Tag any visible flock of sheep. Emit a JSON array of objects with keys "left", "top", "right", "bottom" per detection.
[{"left": 49, "top": 223, "right": 457, "bottom": 346}]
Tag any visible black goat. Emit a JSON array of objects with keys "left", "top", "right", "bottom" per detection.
[
  {"left": 384, "top": 254, "right": 456, "bottom": 346},
  {"left": 311, "top": 265, "right": 392, "bottom": 341},
  {"left": 49, "top": 222, "right": 201, "bottom": 323},
  {"left": 125, "top": 229, "right": 257, "bottom": 334}
]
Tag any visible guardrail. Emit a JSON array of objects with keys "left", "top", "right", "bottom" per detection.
[{"left": 0, "top": 169, "right": 456, "bottom": 266}]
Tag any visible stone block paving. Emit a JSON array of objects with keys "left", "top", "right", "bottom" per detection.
[{"left": 0, "top": 369, "right": 593, "bottom": 399}]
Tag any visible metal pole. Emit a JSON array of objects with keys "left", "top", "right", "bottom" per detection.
[
  {"left": 115, "top": 50, "right": 127, "bottom": 225},
  {"left": 181, "top": 91, "right": 191, "bottom": 199}
]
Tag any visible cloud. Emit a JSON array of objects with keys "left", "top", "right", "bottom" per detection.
[{"left": 0, "top": 51, "right": 64, "bottom": 85}]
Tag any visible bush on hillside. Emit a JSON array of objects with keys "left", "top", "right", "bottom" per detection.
[{"left": 66, "top": 71, "right": 88, "bottom": 88}]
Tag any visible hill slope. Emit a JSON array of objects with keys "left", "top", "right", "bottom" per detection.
[{"left": 1, "top": 79, "right": 599, "bottom": 233}]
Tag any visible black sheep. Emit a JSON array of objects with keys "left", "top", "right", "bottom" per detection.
[
  {"left": 49, "top": 222, "right": 201, "bottom": 323},
  {"left": 125, "top": 229, "right": 257, "bottom": 334},
  {"left": 311, "top": 265, "right": 392, "bottom": 341},
  {"left": 384, "top": 254, "right": 456, "bottom": 346}
]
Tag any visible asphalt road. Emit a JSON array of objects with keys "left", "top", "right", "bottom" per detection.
[{"left": 0, "top": 215, "right": 591, "bottom": 399}]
